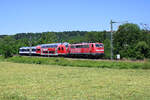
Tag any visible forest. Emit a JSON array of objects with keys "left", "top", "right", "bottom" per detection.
[{"left": 0, "top": 23, "right": 150, "bottom": 59}]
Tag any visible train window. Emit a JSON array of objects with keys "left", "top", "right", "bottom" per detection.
[
  {"left": 62, "top": 47, "right": 64, "bottom": 50},
  {"left": 74, "top": 45, "right": 89, "bottom": 48},
  {"left": 65, "top": 44, "right": 68, "bottom": 48},
  {"left": 58, "top": 47, "right": 60, "bottom": 50},
  {"left": 43, "top": 51, "right": 48, "bottom": 53},
  {"left": 92, "top": 44, "right": 94, "bottom": 47},
  {"left": 96, "top": 44, "right": 103, "bottom": 47},
  {"left": 20, "top": 49, "right": 28, "bottom": 52},
  {"left": 71, "top": 45, "right": 75, "bottom": 48},
  {"left": 42, "top": 46, "right": 46, "bottom": 48},
  {"left": 45, "top": 45, "right": 58, "bottom": 48},
  {"left": 42, "top": 45, "right": 58, "bottom": 48},
  {"left": 82, "top": 45, "right": 89, "bottom": 48},
  {"left": 76, "top": 45, "right": 80, "bottom": 48},
  {"left": 32, "top": 49, "right": 36, "bottom": 51},
  {"left": 49, "top": 51, "right": 55, "bottom": 53},
  {"left": 37, "top": 49, "right": 40, "bottom": 51},
  {"left": 54, "top": 45, "right": 57, "bottom": 48},
  {"left": 99, "top": 44, "right": 103, "bottom": 47},
  {"left": 51, "top": 45, "right": 57, "bottom": 48}
]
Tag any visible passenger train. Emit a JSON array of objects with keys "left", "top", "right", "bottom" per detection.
[{"left": 19, "top": 42, "right": 104, "bottom": 58}]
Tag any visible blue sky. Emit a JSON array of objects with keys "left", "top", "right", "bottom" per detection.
[{"left": 0, "top": 0, "right": 150, "bottom": 35}]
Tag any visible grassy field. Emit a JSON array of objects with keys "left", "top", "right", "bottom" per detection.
[{"left": 0, "top": 62, "right": 150, "bottom": 100}]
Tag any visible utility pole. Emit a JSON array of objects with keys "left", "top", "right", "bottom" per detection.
[
  {"left": 110, "top": 20, "right": 128, "bottom": 60},
  {"left": 110, "top": 20, "right": 113, "bottom": 60}
]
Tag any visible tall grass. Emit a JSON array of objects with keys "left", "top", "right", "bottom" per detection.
[{"left": 3, "top": 56, "right": 148, "bottom": 69}]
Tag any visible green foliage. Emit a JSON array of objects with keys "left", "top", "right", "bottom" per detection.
[
  {"left": 2, "top": 46, "right": 13, "bottom": 58},
  {"left": 85, "top": 31, "right": 107, "bottom": 43},
  {"left": 103, "top": 39, "right": 111, "bottom": 59},
  {"left": 0, "top": 36, "right": 15, "bottom": 58},
  {"left": 113, "top": 23, "right": 150, "bottom": 59},
  {"left": 135, "top": 41, "right": 149, "bottom": 59}
]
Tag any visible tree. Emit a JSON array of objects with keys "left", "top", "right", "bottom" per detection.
[
  {"left": 2, "top": 45, "right": 13, "bottom": 58},
  {"left": 0, "top": 36, "right": 15, "bottom": 58},
  {"left": 85, "top": 31, "right": 106, "bottom": 43},
  {"left": 39, "top": 32, "right": 57, "bottom": 44},
  {"left": 134, "top": 41, "right": 149, "bottom": 59},
  {"left": 113, "top": 23, "right": 142, "bottom": 58}
]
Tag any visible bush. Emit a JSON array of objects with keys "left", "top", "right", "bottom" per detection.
[
  {"left": 135, "top": 51, "right": 144, "bottom": 60},
  {"left": 135, "top": 41, "right": 149, "bottom": 59},
  {"left": 104, "top": 39, "right": 111, "bottom": 59},
  {"left": 2, "top": 49, "right": 13, "bottom": 58}
]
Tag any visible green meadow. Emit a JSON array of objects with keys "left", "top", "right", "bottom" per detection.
[
  {"left": 0, "top": 61, "right": 150, "bottom": 100},
  {"left": 2, "top": 56, "right": 150, "bottom": 69}
]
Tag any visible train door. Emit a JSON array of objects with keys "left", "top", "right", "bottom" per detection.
[
  {"left": 90, "top": 43, "right": 95, "bottom": 55},
  {"left": 91, "top": 43, "right": 95, "bottom": 53}
]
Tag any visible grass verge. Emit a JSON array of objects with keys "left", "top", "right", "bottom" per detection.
[{"left": 2, "top": 56, "right": 149, "bottom": 69}]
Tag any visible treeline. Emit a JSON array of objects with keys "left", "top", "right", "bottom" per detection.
[{"left": 0, "top": 23, "right": 150, "bottom": 59}]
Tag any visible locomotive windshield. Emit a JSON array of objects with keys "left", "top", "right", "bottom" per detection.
[
  {"left": 96, "top": 44, "right": 103, "bottom": 47},
  {"left": 71, "top": 45, "right": 89, "bottom": 48}
]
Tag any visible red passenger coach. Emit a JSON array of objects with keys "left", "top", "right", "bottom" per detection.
[
  {"left": 36, "top": 43, "right": 69, "bottom": 56},
  {"left": 69, "top": 43, "right": 104, "bottom": 57},
  {"left": 41, "top": 43, "right": 60, "bottom": 56}
]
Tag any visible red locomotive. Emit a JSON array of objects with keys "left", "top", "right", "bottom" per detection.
[{"left": 68, "top": 43, "right": 104, "bottom": 57}]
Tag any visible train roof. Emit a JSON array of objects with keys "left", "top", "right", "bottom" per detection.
[
  {"left": 37, "top": 42, "right": 69, "bottom": 47},
  {"left": 41, "top": 43, "right": 61, "bottom": 46},
  {"left": 70, "top": 43, "right": 103, "bottom": 45}
]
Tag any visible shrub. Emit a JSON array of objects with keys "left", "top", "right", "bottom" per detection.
[
  {"left": 135, "top": 41, "right": 149, "bottom": 59},
  {"left": 2, "top": 50, "right": 13, "bottom": 58}
]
